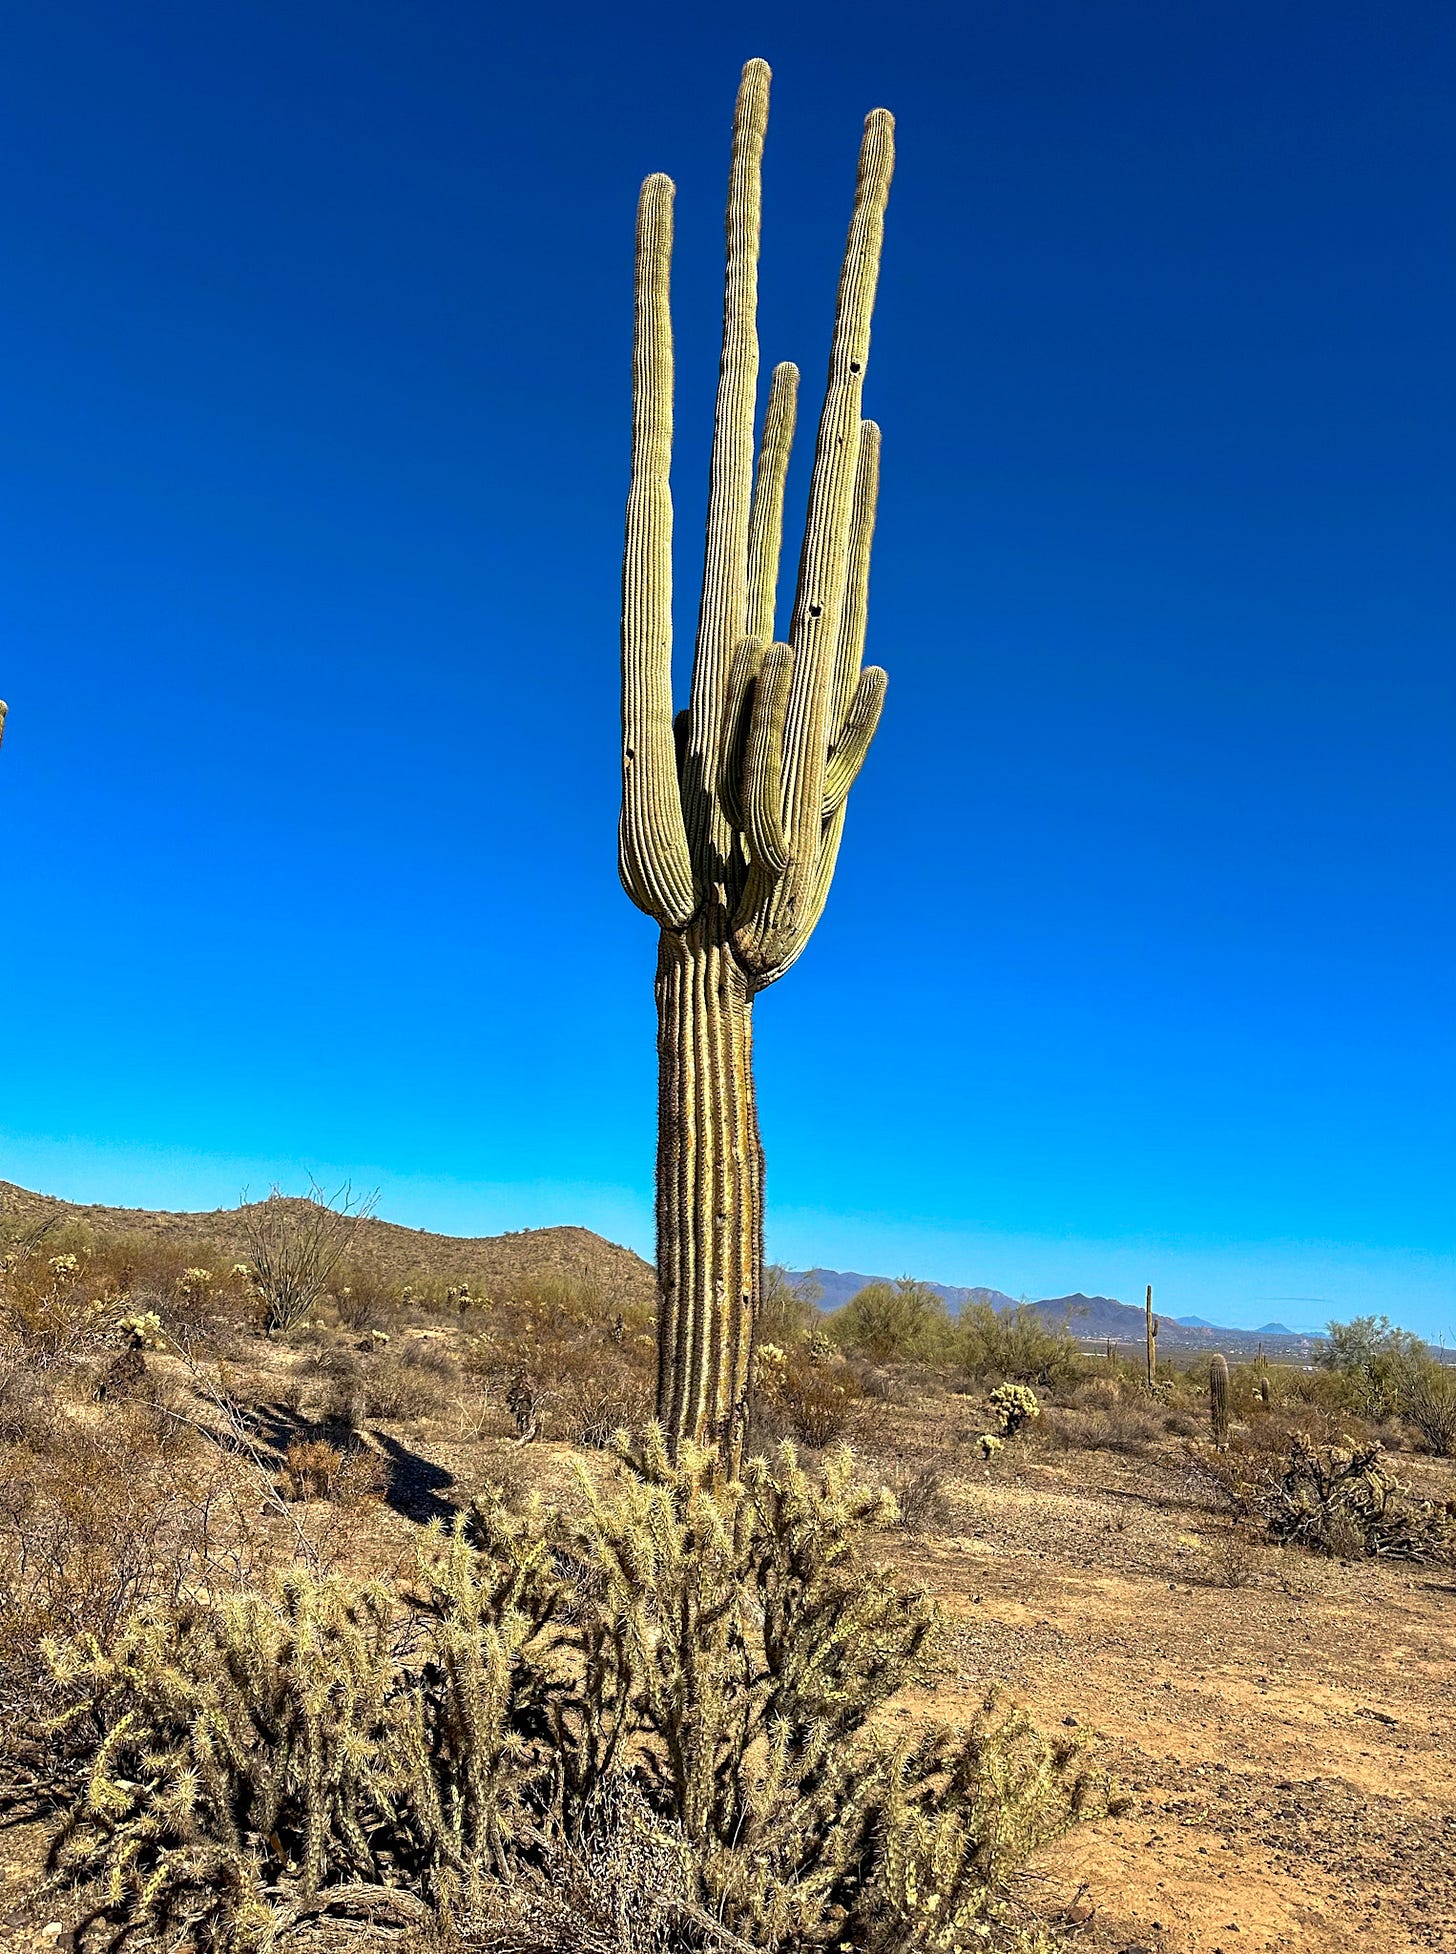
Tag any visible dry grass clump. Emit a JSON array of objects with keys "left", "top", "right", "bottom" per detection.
[{"left": 1039, "top": 1379, "right": 1168, "bottom": 1457}]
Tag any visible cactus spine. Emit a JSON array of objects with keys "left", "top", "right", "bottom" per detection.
[
  {"left": 620, "top": 61, "right": 895, "bottom": 1467},
  {"left": 1145, "top": 1284, "right": 1158, "bottom": 1386},
  {"left": 1210, "top": 1352, "right": 1231, "bottom": 1450}
]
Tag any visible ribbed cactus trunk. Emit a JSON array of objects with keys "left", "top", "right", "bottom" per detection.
[
  {"left": 654, "top": 917, "right": 762, "bottom": 1453},
  {"left": 1210, "top": 1352, "right": 1231, "bottom": 1450},
  {"left": 618, "top": 62, "right": 895, "bottom": 1467}
]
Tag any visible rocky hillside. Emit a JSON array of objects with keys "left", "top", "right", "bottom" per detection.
[{"left": 0, "top": 1179, "right": 657, "bottom": 1310}]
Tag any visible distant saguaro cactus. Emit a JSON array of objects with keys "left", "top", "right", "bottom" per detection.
[
  {"left": 1210, "top": 1352, "right": 1231, "bottom": 1450},
  {"left": 1145, "top": 1284, "right": 1158, "bottom": 1387},
  {"left": 619, "top": 60, "right": 895, "bottom": 1467}
]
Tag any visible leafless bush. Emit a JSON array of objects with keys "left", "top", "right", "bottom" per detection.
[
  {"left": 760, "top": 1346, "right": 867, "bottom": 1449},
  {"left": 331, "top": 1271, "right": 394, "bottom": 1333},
  {"left": 0, "top": 1359, "right": 58, "bottom": 1445},
  {"left": 558, "top": 1369, "right": 654, "bottom": 1448},
  {"left": 1040, "top": 1400, "right": 1167, "bottom": 1456},
  {"left": 1404, "top": 1366, "right": 1456, "bottom": 1458},
  {"left": 241, "top": 1182, "right": 378, "bottom": 1335},
  {"left": 278, "top": 1439, "right": 386, "bottom": 1504},
  {"left": 877, "top": 1456, "right": 952, "bottom": 1533}
]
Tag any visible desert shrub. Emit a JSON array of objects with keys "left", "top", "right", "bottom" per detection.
[
  {"left": 1185, "top": 1429, "right": 1454, "bottom": 1564},
  {"left": 279, "top": 1438, "right": 386, "bottom": 1504},
  {"left": 1262, "top": 1438, "right": 1454, "bottom": 1562},
  {"left": 330, "top": 1270, "right": 395, "bottom": 1332},
  {"left": 1315, "top": 1314, "right": 1429, "bottom": 1420},
  {"left": 1403, "top": 1363, "right": 1456, "bottom": 1458},
  {"left": 0, "top": 1243, "right": 118, "bottom": 1367},
  {"left": 877, "top": 1455, "right": 953, "bottom": 1533},
  {"left": 0, "top": 1359, "right": 58, "bottom": 1445},
  {"left": 1040, "top": 1399, "right": 1166, "bottom": 1457},
  {"left": 830, "top": 1277, "right": 951, "bottom": 1365},
  {"left": 756, "top": 1340, "right": 866, "bottom": 1449},
  {"left": 954, "top": 1303, "right": 1081, "bottom": 1388},
  {"left": 46, "top": 1434, "right": 1115, "bottom": 1953},
  {"left": 557, "top": 1366, "right": 654, "bottom": 1448},
  {"left": 241, "top": 1182, "right": 378, "bottom": 1336},
  {"left": 759, "top": 1265, "right": 823, "bottom": 1345},
  {"left": 0, "top": 1430, "right": 211, "bottom": 1660}
]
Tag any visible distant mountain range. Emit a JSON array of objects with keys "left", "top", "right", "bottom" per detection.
[{"left": 787, "top": 1269, "right": 1320, "bottom": 1352}]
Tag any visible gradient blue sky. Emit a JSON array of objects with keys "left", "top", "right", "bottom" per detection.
[{"left": 2, "top": 2, "right": 1451, "bottom": 1335}]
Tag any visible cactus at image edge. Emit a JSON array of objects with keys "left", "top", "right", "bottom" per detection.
[
  {"left": 1210, "top": 1351, "right": 1231, "bottom": 1451},
  {"left": 619, "top": 61, "right": 894, "bottom": 1468}
]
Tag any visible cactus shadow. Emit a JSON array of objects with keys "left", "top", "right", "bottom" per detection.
[{"left": 375, "top": 1432, "right": 458, "bottom": 1526}]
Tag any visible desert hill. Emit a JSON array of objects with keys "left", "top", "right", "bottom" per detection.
[{"left": 0, "top": 1178, "right": 657, "bottom": 1309}]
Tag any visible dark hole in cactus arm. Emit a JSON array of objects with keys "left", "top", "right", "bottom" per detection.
[{"left": 809, "top": 604, "right": 822, "bottom": 617}]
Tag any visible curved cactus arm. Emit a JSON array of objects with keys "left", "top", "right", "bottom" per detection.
[
  {"left": 746, "top": 361, "right": 799, "bottom": 647},
  {"left": 740, "top": 643, "right": 794, "bottom": 874},
  {"left": 777, "top": 114, "right": 894, "bottom": 852},
  {"left": 684, "top": 58, "right": 768, "bottom": 860},
  {"left": 739, "top": 111, "right": 893, "bottom": 971},
  {"left": 822, "top": 665, "right": 887, "bottom": 817},
  {"left": 719, "top": 638, "right": 763, "bottom": 831},
  {"left": 827, "top": 420, "right": 881, "bottom": 732},
  {"left": 620, "top": 173, "right": 695, "bottom": 929},
  {"left": 751, "top": 805, "right": 845, "bottom": 989}
]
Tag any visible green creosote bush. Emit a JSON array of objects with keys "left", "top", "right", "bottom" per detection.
[
  {"left": 44, "top": 1431, "right": 1116, "bottom": 1953},
  {"left": 1315, "top": 1314, "right": 1430, "bottom": 1421},
  {"left": 954, "top": 1303, "right": 1081, "bottom": 1389},
  {"left": 830, "top": 1278, "right": 951, "bottom": 1365}
]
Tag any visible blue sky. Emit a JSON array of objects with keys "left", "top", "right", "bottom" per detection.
[{"left": 1, "top": 2, "right": 1451, "bottom": 1336}]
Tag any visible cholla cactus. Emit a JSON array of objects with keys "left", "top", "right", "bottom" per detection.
[
  {"left": 976, "top": 1382, "right": 1040, "bottom": 1461},
  {"left": 620, "top": 61, "right": 896, "bottom": 1468},
  {"left": 48, "top": 1432, "right": 1117, "bottom": 1953},
  {"left": 118, "top": 1309, "right": 165, "bottom": 1350},
  {"left": 1210, "top": 1353, "right": 1231, "bottom": 1450}
]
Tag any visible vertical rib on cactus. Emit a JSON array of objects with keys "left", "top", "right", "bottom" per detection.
[
  {"left": 1210, "top": 1353, "right": 1231, "bottom": 1451},
  {"left": 620, "top": 62, "right": 895, "bottom": 1467}
]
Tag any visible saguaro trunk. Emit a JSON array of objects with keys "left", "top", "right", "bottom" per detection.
[{"left": 654, "top": 913, "right": 762, "bottom": 1456}]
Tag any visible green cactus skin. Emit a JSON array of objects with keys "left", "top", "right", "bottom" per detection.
[
  {"left": 1145, "top": 1284, "right": 1158, "bottom": 1387},
  {"left": 620, "top": 61, "right": 895, "bottom": 1468},
  {"left": 1210, "top": 1352, "right": 1231, "bottom": 1450}
]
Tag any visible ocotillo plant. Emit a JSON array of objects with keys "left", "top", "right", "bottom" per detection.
[
  {"left": 1210, "top": 1352, "right": 1230, "bottom": 1450},
  {"left": 1144, "top": 1284, "right": 1158, "bottom": 1387},
  {"left": 619, "top": 60, "right": 894, "bottom": 1466}
]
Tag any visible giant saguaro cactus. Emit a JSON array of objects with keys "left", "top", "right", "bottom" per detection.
[{"left": 619, "top": 60, "right": 894, "bottom": 1468}]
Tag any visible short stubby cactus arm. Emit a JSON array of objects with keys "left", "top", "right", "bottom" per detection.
[{"left": 619, "top": 174, "right": 696, "bottom": 929}]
